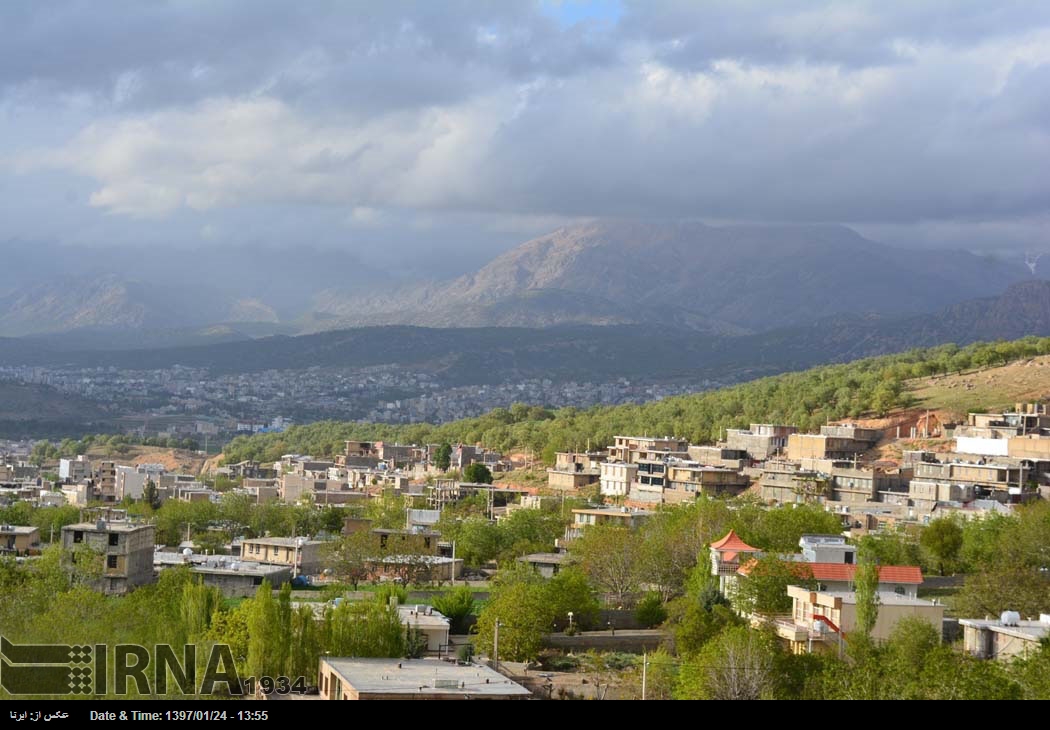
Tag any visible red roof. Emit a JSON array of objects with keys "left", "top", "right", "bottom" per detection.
[
  {"left": 736, "top": 560, "right": 923, "bottom": 584},
  {"left": 710, "top": 530, "right": 759, "bottom": 554}
]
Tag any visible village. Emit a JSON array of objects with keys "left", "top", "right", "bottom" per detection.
[{"left": 2, "top": 397, "right": 1049, "bottom": 700}]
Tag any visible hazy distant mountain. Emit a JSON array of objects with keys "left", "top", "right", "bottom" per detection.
[
  {"left": 314, "top": 221, "right": 1027, "bottom": 332},
  {"left": 7, "top": 281, "right": 1050, "bottom": 387},
  {"left": 0, "top": 241, "right": 391, "bottom": 338}
]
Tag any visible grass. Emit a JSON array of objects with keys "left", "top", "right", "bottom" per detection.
[{"left": 908, "top": 357, "right": 1050, "bottom": 415}]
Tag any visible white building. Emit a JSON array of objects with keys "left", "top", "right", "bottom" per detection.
[{"left": 600, "top": 461, "right": 638, "bottom": 498}]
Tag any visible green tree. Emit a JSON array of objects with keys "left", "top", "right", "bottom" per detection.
[
  {"left": 634, "top": 592, "right": 668, "bottom": 628},
  {"left": 246, "top": 581, "right": 283, "bottom": 680},
  {"left": 733, "top": 556, "right": 814, "bottom": 616},
  {"left": 433, "top": 443, "right": 452, "bottom": 472},
  {"left": 462, "top": 463, "right": 493, "bottom": 484},
  {"left": 853, "top": 556, "right": 881, "bottom": 642},
  {"left": 676, "top": 626, "right": 783, "bottom": 700},
  {"left": 920, "top": 517, "right": 964, "bottom": 576},
  {"left": 570, "top": 524, "right": 643, "bottom": 605},
  {"left": 431, "top": 585, "right": 475, "bottom": 634},
  {"left": 324, "top": 531, "right": 380, "bottom": 589}
]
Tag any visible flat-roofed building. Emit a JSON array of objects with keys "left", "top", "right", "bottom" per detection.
[
  {"left": 725, "top": 424, "right": 798, "bottom": 461},
  {"left": 240, "top": 536, "right": 324, "bottom": 575},
  {"left": 318, "top": 657, "right": 531, "bottom": 700},
  {"left": 0, "top": 524, "right": 40, "bottom": 555}
]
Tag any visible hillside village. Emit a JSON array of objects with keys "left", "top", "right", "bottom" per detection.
[{"left": 3, "top": 347, "right": 1050, "bottom": 700}]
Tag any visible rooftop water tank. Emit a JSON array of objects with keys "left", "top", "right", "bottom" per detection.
[{"left": 1000, "top": 611, "right": 1021, "bottom": 626}]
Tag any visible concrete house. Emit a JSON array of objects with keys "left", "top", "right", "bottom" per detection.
[
  {"left": 959, "top": 614, "right": 1050, "bottom": 661},
  {"left": 61, "top": 520, "right": 156, "bottom": 595},
  {"left": 0, "top": 524, "right": 40, "bottom": 555}
]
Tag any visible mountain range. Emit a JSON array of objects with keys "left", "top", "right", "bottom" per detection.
[
  {"left": 0, "top": 221, "right": 1031, "bottom": 343},
  {"left": 4, "top": 280, "right": 1050, "bottom": 388}
]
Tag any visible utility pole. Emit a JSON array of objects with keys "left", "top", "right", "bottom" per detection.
[
  {"left": 493, "top": 619, "right": 500, "bottom": 673},
  {"left": 641, "top": 651, "right": 647, "bottom": 700}
]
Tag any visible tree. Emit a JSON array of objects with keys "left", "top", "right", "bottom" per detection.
[
  {"left": 920, "top": 517, "right": 964, "bottom": 576},
  {"left": 634, "top": 592, "right": 668, "bottom": 628},
  {"left": 462, "top": 463, "right": 493, "bottom": 484},
  {"left": 853, "top": 556, "right": 881, "bottom": 642},
  {"left": 431, "top": 585, "right": 475, "bottom": 634},
  {"left": 433, "top": 443, "right": 452, "bottom": 472},
  {"left": 733, "top": 556, "right": 814, "bottom": 616},
  {"left": 570, "top": 524, "right": 643, "bottom": 605},
  {"left": 474, "top": 569, "right": 552, "bottom": 663},
  {"left": 143, "top": 480, "right": 162, "bottom": 511},
  {"left": 324, "top": 531, "right": 380, "bottom": 589},
  {"left": 677, "top": 626, "right": 782, "bottom": 700},
  {"left": 246, "top": 581, "right": 284, "bottom": 681},
  {"left": 640, "top": 498, "right": 732, "bottom": 600}
]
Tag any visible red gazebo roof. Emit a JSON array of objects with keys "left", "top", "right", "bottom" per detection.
[{"left": 710, "top": 529, "right": 759, "bottom": 554}]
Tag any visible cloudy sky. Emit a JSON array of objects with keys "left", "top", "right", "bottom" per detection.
[{"left": 2, "top": 1, "right": 1049, "bottom": 275}]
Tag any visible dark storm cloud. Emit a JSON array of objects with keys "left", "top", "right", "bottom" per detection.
[{"left": 2, "top": 1, "right": 1049, "bottom": 255}]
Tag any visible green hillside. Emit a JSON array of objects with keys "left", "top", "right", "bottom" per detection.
[{"left": 221, "top": 337, "right": 1050, "bottom": 465}]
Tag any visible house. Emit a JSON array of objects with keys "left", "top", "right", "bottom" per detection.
[
  {"left": 709, "top": 530, "right": 762, "bottom": 593},
  {"left": 663, "top": 463, "right": 750, "bottom": 502},
  {"left": 787, "top": 433, "right": 871, "bottom": 461},
  {"left": 599, "top": 461, "right": 638, "bottom": 498},
  {"left": 517, "top": 552, "right": 570, "bottom": 578},
  {"left": 58, "top": 456, "right": 91, "bottom": 483},
  {"left": 239, "top": 536, "right": 324, "bottom": 576},
  {"left": 61, "top": 520, "right": 156, "bottom": 595},
  {"left": 776, "top": 587, "right": 944, "bottom": 652},
  {"left": 607, "top": 436, "right": 689, "bottom": 464},
  {"left": 798, "top": 535, "right": 856, "bottom": 564},
  {"left": 563, "top": 506, "right": 653, "bottom": 544},
  {"left": 547, "top": 466, "right": 600, "bottom": 491},
  {"left": 0, "top": 524, "right": 40, "bottom": 555},
  {"left": 399, "top": 605, "right": 451, "bottom": 653},
  {"left": 738, "top": 561, "right": 924, "bottom": 598},
  {"left": 317, "top": 657, "right": 531, "bottom": 700},
  {"left": 725, "top": 424, "right": 798, "bottom": 461},
  {"left": 959, "top": 614, "right": 1050, "bottom": 660},
  {"left": 154, "top": 552, "right": 291, "bottom": 597}
]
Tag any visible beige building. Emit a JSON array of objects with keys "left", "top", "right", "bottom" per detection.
[
  {"left": 0, "top": 524, "right": 40, "bottom": 555},
  {"left": 240, "top": 536, "right": 324, "bottom": 575},
  {"left": 777, "top": 587, "right": 943, "bottom": 653},
  {"left": 61, "top": 520, "right": 156, "bottom": 595},
  {"left": 546, "top": 467, "right": 599, "bottom": 491},
  {"left": 665, "top": 463, "right": 750, "bottom": 502},
  {"left": 318, "top": 657, "right": 530, "bottom": 700},
  {"left": 607, "top": 436, "right": 689, "bottom": 463}
]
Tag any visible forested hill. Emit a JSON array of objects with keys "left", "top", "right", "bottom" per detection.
[{"left": 221, "top": 336, "right": 1050, "bottom": 465}]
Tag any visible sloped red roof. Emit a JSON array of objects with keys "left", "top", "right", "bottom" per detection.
[
  {"left": 737, "top": 560, "right": 923, "bottom": 584},
  {"left": 710, "top": 529, "right": 759, "bottom": 553}
]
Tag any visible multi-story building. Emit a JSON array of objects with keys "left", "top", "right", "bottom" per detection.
[
  {"left": 725, "top": 424, "right": 798, "bottom": 461},
  {"left": 239, "top": 536, "right": 324, "bottom": 576},
  {"left": 599, "top": 461, "right": 638, "bottom": 498},
  {"left": 776, "top": 587, "right": 943, "bottom": 653},
  {"left": 61, "top": 520, "right": 156, "bottom": 595},
  {"left": 58, "top": 456, "right": 91, "bottom": 483},
  {"left": 96, "top": 461, "right": 117, "bottom": 502},
  {"left": 664, "top": 463, "right": 750, "bottom": 502},
  {"left": 607, "top": 436, "right": 689, "bottom": 463}
]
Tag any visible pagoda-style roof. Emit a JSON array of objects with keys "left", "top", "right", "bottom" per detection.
[{"left": 709, "top": 529, "right": 759, "bottom": 554}]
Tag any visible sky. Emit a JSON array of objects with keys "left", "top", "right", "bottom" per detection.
[{"left": 1, "top": 0, "right": 1049, "bottom": 276}]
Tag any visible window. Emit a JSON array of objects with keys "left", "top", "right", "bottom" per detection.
[
  {"left": 895, "top": 586, "right": 906, "bottom": 595},
  {"left": 108, "top": 533, "right": 120, "bottom": 547},
  {"left": 107, "top": 555, "right": 118, "bottom": 569},
  {"left": 73, "top": 531, "right": 83, "bottom": 544},
  {"left": 844, "top": 551, "right": 854, "bottom": 565}
]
